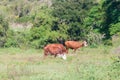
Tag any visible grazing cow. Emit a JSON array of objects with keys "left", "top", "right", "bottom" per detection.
[
  {"left": 65, "top": 41, "right": 88, "bottom": 53},
  {"left": 44, "top": 44, "right": 67, "bottom": 60}
]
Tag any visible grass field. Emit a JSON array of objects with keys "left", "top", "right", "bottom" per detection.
[{"left": 0, "top": 45, "right": 119, "bottom": 80}]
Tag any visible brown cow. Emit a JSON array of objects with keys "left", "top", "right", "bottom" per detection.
[
  {"left": 44, "top": 44, "right": 67, "bottom": 60},
  {"left": 65, "top": 41, "right": 88, "bottom": 53}
]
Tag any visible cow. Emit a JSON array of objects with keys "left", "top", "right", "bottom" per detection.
[
  {"left": 44, "top": 44, "right": 67, "bottom": 60},
  {"left": 65, "top": 40, "right": 88, "bottom": 53}
]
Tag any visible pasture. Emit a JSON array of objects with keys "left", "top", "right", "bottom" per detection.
[
  {"left": 0, "top": 0, "right": 120, "bottom": 80},
  {"left": 0, "top": 45, "right": 119, "bottom": 80}
]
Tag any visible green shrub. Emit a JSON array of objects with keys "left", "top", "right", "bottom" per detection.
[
  {"left": 5, "top": 30, "right": 17, "bottom": 47},
  {"left": 0, "top": 15, "right": 9, "bottom": 47},
  {"left": 104, "top": 39, "right": 113, "bottom": 46},
  {"left": 15, "top": 16, "right": 32, "bottom": 23},
  {"left": 109, "top": 22, "right": 120, "bottom": 35},
  {"left": 30, "top": 26, "right": 67, "bottom": 49},
  {"left": 5, "top": 30, "right": 31, "bottom": 49},
  {"left": 86, "top": 32, "right": 104, "bottom": 46}
]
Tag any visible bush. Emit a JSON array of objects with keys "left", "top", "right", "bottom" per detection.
[
  {"left": 0, "top": 15, "right": 9, "bottom": 47},
  {"left": 109, "top": 22, "right": 120, "bottom": 35},
  {"left": 5, "top": 30, "right": 31, "bottom": 49},
  {"left": 5, "top": 30, "right": 17, "bottom": 47},
  {"left": 86, "top": 32, "right": 104, "bottom": 46},
  {"left": 30, "top": 26, "right": 67, "bottom": 49},
  {"left": 103, "top": 39, "right": 113, "bottom": 46},
  {"left": 15, "top": 16, "right": 32, "bottom": 23}
]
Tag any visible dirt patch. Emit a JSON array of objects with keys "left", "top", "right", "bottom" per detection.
[
  {"left": 114, "top": 46, "right": 120, "bottom": 54},
  {"left": 9, "top": 22, "right": 33, "bottom": 31}
]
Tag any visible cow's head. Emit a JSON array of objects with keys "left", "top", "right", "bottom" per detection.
[{"left": 83, "top": 41, "right": 88, "bottom": 47}]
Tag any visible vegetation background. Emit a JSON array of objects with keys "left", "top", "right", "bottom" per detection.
[
  {"left": 0, "top": 0, "right": 120, "bottom": 80},
  {"left": 0, "top": 0, "right": 119, "bottom": 48}
]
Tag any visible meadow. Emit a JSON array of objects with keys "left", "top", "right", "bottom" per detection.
[
  {"left": 0, "top": 0, "right": 120, "bottom": 80},
  {"left": 0, "top": 44, "right": 119, "bottom": 80}
]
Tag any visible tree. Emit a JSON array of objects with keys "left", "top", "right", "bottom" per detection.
[
  {"left": 102, "top": 0, "right": 120, "bottom": 38},
  {"left": 83, "top": 2, "right": 105, "bottom": 45},
  {"left": 30, "top": 7, "right": 68, "bottom": 48},
  {"left": 52, "top": 0, "right": 95, "bottom": 40}
]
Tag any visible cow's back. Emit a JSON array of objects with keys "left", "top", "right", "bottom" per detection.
[
  {"left": 65, "top": 41, "right": 83, "bottom": 49},
  {"left": 44, "top": 43, "right": 67, "bottom": 55},
  {"left": 49, "top": 44, "right": 67, "bottom": 53},
  {"left": 48, "top": 46, "right": 62, "bottom": 55},
  {"left": 55, "top": 44, "right": 67, "bottom": 53}
]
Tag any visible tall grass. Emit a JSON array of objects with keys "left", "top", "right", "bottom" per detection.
[
  {"left": 0, "top": 45, "right": 119, "bottom": 80},
  {"left": 0, "top": 36, "right": 120, "bottom": 80}
]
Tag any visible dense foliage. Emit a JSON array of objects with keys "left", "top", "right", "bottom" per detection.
[
  {"left": 0, "top": 16, "right": 9, "bottom": 47},
  {"left": 52, "top": 0, "right": 94, "bottom": 40},
  {"left": 102, "top": 0, "right": 120, "bottom": 38},
  {"left": 0, "top": 0, "right": 120, "bottom": 48}
]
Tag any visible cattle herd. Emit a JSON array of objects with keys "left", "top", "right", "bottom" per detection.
[{"left": 44, "top": 40, "right": 88, "bottom": 60}]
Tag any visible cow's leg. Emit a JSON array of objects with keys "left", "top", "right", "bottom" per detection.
[
  {"left": 43, "top": 53, "right": 47, "bottom": 59},
  {"left": 66, "top": 47, "right": 69, "bottom": 54},
  {"left": 73, "top": 49, "right": 77, "bottom": 53},
  {"left": 43, "top": 51, "right": 48, "bottom": 59},
  {"left": 57, "top": 50, "right": 62, "bottom": 58},
  {"left": 74, "top": 49, "right": 76, "bottom": 52},
  {"left": 67, "top": 49, "right": 69, "bottom": 54},
  {"left": 54, "top": 54, "right": 57, "bottom": 58}
]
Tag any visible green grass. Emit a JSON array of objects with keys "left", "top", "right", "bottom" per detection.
[{"left": 0, "top": 46, "right": 119, "bottom": 80}]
